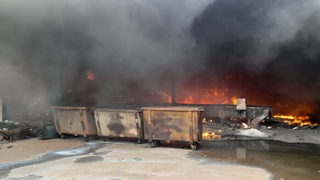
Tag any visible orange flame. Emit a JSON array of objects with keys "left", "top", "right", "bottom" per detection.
[
  {"left": 231, "top": 96, "right": 237, "bottom": 105},
  {"left": 241, "top": 122, "right": 249, "bottom": 129},
  {"left": 182, "top": 95, "right": 195, "bottom": 104},
  {"left": 274, "top": 114, "right": 317, "bottom": 127},
  {"left": 274, "top": 115, "right": 309, "bottom": 120},
  {"left": 87, "top": 70, "right": 95, "bottom": 81},
  {"left": 203, "top": 132, "right": 221, "bottom": 139},
  {"left": 202, "top": 118, "right": 207, "bottom": 123},
  {"left": 157, "top": 89, "right": 237, "bottom": 105}
]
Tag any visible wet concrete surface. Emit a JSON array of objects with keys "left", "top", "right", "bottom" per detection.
[
  {"left": 1, "top": 140, "right": 320, "bottom": 179},
  {"left": 0, "top": 169, "right": 11, "bottom": 179},
  {"left": 92, "top": 150, "right": 112, "bottom": 156},
  {"left": 0, "top": 142, "right": 103, "bottom": 179},
  {"left": 6, "top": 174, "right": 42, "bottom": 180},
  {"left": 188, "top": 140, "right": 320, "bottom": 180},
  {"left": 74, "top": 156, "right": 104, "bottom": 163},
  {"left": 4, "top": 141, "right": 271, "bottom": 180}
]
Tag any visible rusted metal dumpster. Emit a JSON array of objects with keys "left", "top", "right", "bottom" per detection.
[
  {"left": 141, "top": 107, "right": 203, "bottom": 150},
  {"left": 53, "top": 106, "right": 97, "bottom": 141},
  {"left": 93, "top": 108, "right": 143, "bottom": 143}
]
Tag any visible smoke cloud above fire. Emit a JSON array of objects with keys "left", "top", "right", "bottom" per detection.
[
  {"left": 192, "top": 0, "right": 320, "bottom": 114},
  {"left": 0, "top": 0, "right": 320, "bottom": 116},
  {"left": 0, "top": 0, "right": 213, "bottom": 106}
]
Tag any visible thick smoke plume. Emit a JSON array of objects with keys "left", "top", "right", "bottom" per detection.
[
  {"left": 191, "top": 0, "right": 320, "bottom": 114},
  {"left": 0, "top": 0, "right": 212, "bottom": 112},
  {"left": 0, "top": 0, "right": 320, "bottom": 119}
]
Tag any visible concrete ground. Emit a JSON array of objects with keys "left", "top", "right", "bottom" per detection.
[
  {"left": 0, "top": 138, "right": 83, "bottom": 164},
  {"left": 0, "top": 139, "right": 271, "bottom": 180}
]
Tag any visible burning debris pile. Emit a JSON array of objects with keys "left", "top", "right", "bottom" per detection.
[
  {"left": 268, "top": 115, "right": 318, "bottom": 130},
  {"left": 203, "top": 130, "right": 223, "bottom": 140},
  {"left": 202, "top": 117, "right": 254, "bottom": 141},
  {"left": 203, "top": 114, "right": 319, "bottom": 141},
  {"left": 201, "top": 99, "right": 318, "bottom": 141}
]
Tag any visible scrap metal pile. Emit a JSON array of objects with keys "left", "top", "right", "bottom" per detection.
[{"left": 200, "top": 99, "right": 318, "bottom": 141}]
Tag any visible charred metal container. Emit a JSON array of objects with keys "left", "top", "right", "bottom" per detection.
[
  {"left": 141, "top": 107, "right": 203, "bottom": 150},
  {"left": 41, "top": 123, "right": 59, "bottom": 139},
  {"left": 53, "top": 106, "right": 97, "bottom": 141},
  {"left": 93, "top": 108, "right": 143, "bottom": 142}
]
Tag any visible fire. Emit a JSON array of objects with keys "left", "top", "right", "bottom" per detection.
[
  {"left": 87, "top": 70, "right": 95, "bottom": 81},
  {"left": 178, "top": 89, "right": 232, "bottom": 104},
  {"left": 274, "top": 115, "right": 309, "bottom": 120},
  {"left": 203, "top": 132, "right": 209, "bottom": 138},
  {"left": 157, "top": 89, "right": 237, "bottom": 105},
  {"left": 241, "top": 122, "right": 250, "bottom": 129},
  {"left": 274, "top": 114, "right": 317, "bottom": 127},
  {"left": 202, "top": 118, "right": 207, "bottom": 123},
  {"left": 153, "top": 76, "right": 241, "bottom": 105},
  {"left": 203, "top": 132, "right": 221, "bottom": 139},
  {"left": 231, "top": 96, "right": 237, "bottom": 105},
  {"left": 182, "top": 95, "right": 195, "bottom": 104}
]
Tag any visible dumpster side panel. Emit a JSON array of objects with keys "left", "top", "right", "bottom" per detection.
[
  {"left": 147, "top": 111, "right": 191, "bottom": 141},
  {"left": 94, "top": 111, "right": 102, "bottom": 136},
  {"left": 143, "top": 110, "right": 151, "bottom": 141},
  {"left": 192, "top": 112, "right": 201, "bottom": 142},
  {"left": 198, "top": 112, "right": 203, "bottom": 141},
  {"left": 84, "top": 111, "right": 97, "bottom": 135},
  {"left": 53, "top": 107, "right": 97, "bottom": 136},
  {"left": 94, "top": 110, "right": 140, "bottom": 138},
  {"left": 95, "top": 111, "right": 112, "bottom": 136},
  {"left": 53, "top": 110, "right": 61, "bottom": 134},
  {"left": 137, "top": 112, "right": 144, "bottom": 140},
  {"left": 55, "top": 109, "right": 84, "bottom": 135}
]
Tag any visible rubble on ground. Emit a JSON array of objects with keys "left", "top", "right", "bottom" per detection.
[{"left": 0, "top": 120, "right": 43, "bottom": 143}]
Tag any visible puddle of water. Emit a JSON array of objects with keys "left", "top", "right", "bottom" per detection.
[
  {"left": 93, "top": 150, "right": 112, "bottom": 156},
  {"left": 52, "top": 147, "right": 90, "bottom": 156},
  {"left": 74, "top": 156, "right": 104, "bottom": 163},
  {"left": 0, "top": 142, "right": 103, "bottom": 171},
  {"left": 189, "top": 140, "right": 320, "bottom": 180}
]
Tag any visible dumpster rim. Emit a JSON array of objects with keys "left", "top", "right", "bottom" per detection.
[
  {"left": 92, "top": 108, "right": 141, "bottom": 113},
  {"left": 53, "top": 106, "right": 89, "bottom": 110},
  {"left": 140, "top": 106, "right": 204, "bottom": 111}
]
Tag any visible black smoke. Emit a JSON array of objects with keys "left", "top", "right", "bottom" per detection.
[
  {"left": 0, "top": 0, "right": 320, "bottom": 119},
  {"left": 0, "top": 0, "right": 212, "bottom": 118},
  {"left": 190, "top": 0, "right": 320, "bottom": 114}
]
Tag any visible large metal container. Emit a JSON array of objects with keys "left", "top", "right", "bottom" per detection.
[
  {"left": 93, "top": 108, "right": 143, "bottom": 142},
  {"left": 41, "top": 123, "right": 60, "bottom": 139},
  {"left": 141, "top": 107, "right": 203, "bottom": 150},
  {"left": 53, "top": 106, "right": 97, "bottom": 141}
]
